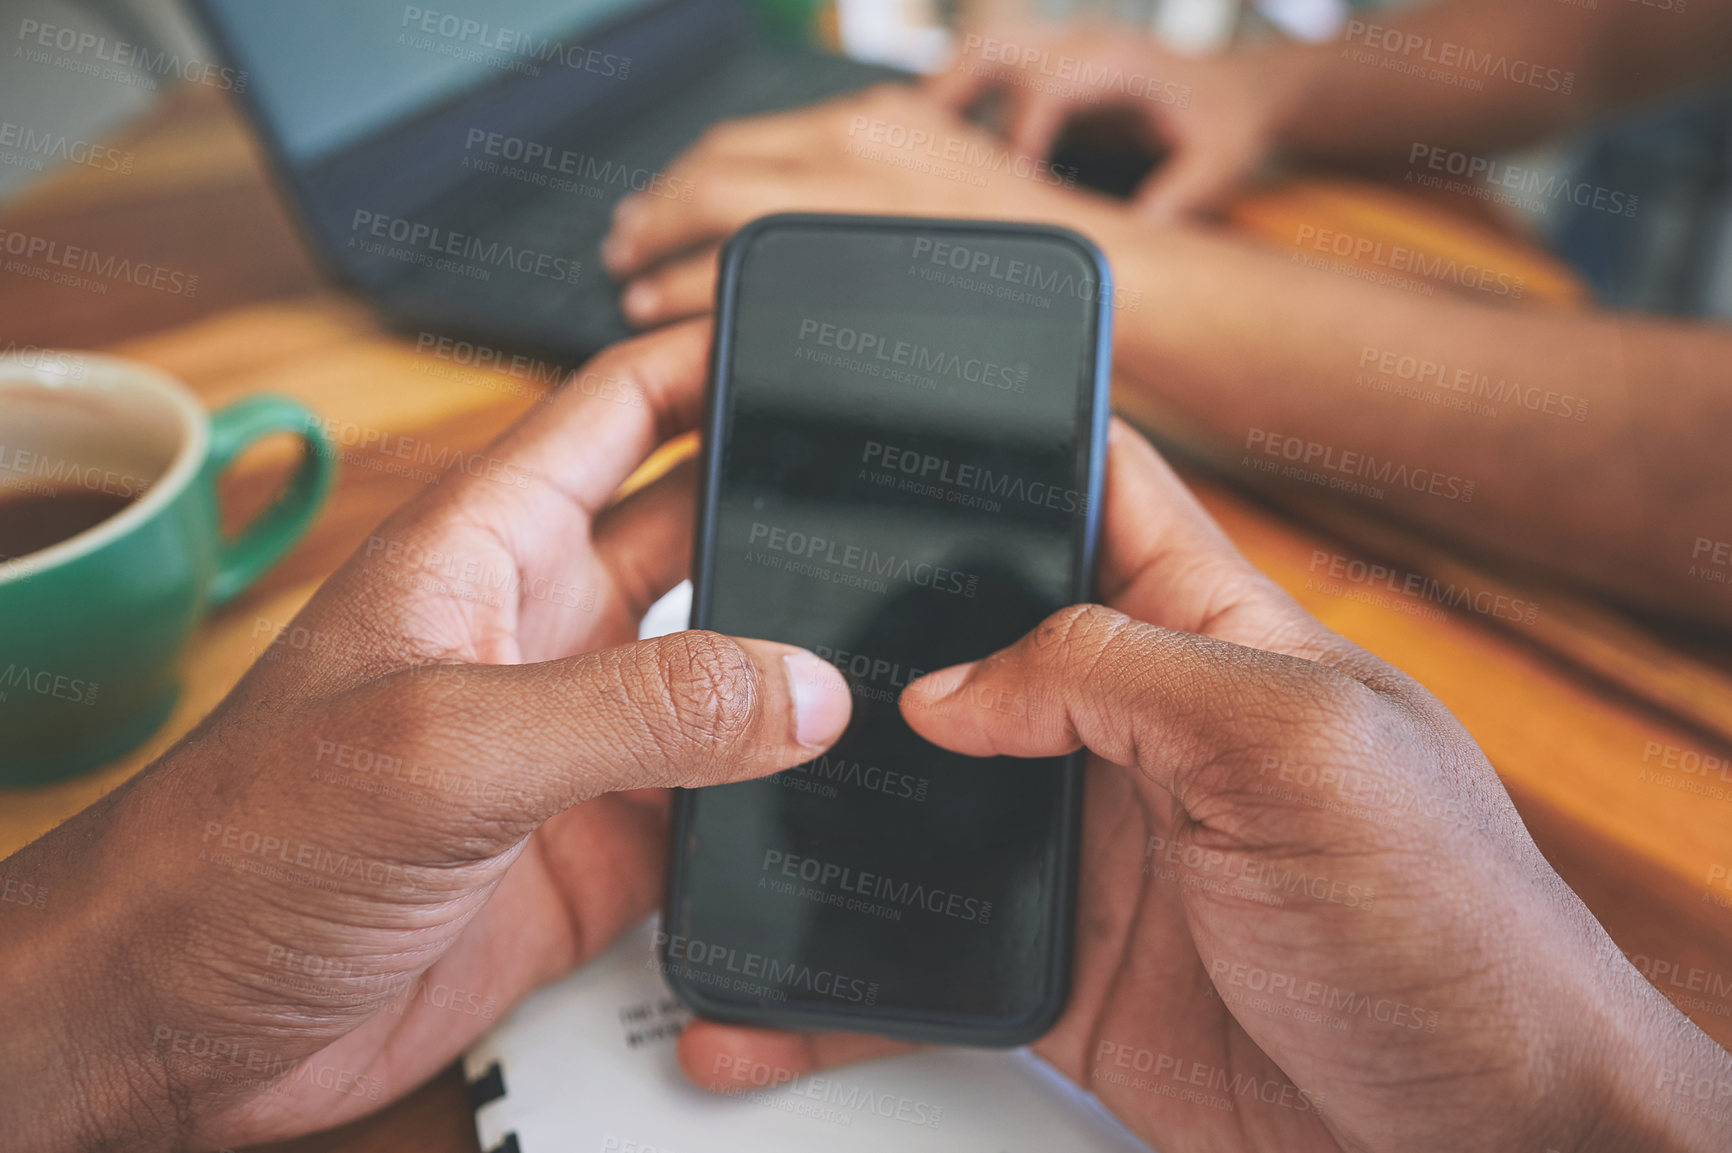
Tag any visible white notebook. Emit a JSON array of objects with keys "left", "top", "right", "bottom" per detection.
[{"left": 462, "top": 917, "right": 1152, "bottom": 1153}]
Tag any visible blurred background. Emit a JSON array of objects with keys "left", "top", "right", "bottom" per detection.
[{"left": 6, "top": 0, "right": 1726, "bottom": 318}]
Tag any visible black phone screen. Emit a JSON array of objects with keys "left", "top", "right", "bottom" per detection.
[{"left": 665, "top": 216, "right": 1109, "bottom": 1042}]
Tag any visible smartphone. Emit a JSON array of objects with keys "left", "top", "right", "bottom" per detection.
[{"left": 661, "top": 213, "right": 1112, "bottom": 1046}]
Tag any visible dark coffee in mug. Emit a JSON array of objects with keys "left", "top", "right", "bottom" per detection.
[{"left": 0, "top": 488, "right": 139, "bottom": 564}]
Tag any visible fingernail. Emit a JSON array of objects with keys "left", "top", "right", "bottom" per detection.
[
  {"left": 622, "top": 280, "right": 658, "bottom": 321},
  {"left": 784, "top": 652, "right": 850, "bottom": 748},
  {"left": 903, "top": 662, "right": 975, "bottom": 709}
]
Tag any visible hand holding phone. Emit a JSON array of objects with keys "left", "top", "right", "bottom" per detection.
[{"left": 662, "top": 214, "right": 1113, "bottom": 1045}]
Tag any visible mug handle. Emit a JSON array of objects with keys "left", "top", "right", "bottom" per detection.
[{"left": 203, "top": 396, "right": 336, "bottom": 607}]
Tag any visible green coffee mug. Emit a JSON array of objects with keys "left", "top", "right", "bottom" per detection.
[{"left": 0, "top": 351, "right": 335, "bottom": 784}]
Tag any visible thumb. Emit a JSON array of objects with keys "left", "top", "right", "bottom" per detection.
[
  {"left": 900, "top": 604, "right": 1386, "bottom": 809},
  {"left": 344, "top": 632, "right": 852, "bottom": 835}
]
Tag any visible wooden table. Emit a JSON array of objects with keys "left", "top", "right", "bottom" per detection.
[{"left": 3, "top": 84, "right": 1730, "bottom": 1153}]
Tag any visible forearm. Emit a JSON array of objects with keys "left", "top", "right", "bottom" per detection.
[
  {"left": 0, "top": 796, "right": 179, "bottom": 1153},
  {"left": 1084, "top": 215, "right": 1732, "bottom": 624},
  {"left": 0, "top": 777, "right": 264, "bottom": 1153},
  {"left": 1265, "top": 0, "right": 1732, "bottom": 166}
]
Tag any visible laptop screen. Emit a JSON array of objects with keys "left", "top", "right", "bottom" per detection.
[
  {"left": 202, "top": 0, "right": 658, "bottom": 162},
  {"left": 189, "top": 0, "right": 862, "bottom": 358}
]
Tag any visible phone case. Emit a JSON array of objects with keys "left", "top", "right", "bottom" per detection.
[{"left": 663, "top": 213, "right": 1114, "bottom": 1046}]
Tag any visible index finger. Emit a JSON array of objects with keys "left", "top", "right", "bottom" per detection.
[
  {"left": 436, "top": 317, "right": 714, "bottom": 521},
  {"left": 1100, "top": 419, "right": 1367, "bottom": 669}
]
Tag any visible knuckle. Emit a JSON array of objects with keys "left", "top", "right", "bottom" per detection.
[
  {"left": 1036, "top": 602, "right": 1112, "bottom": 645},
  {"left": 1021, "top": 605, "right": 1149, "bottom": 728},
  {"left": 1311, "top": 668, "right": 1396, "bottom": 737},
  {"left": 1243, "top": 666, "right": 1409, "bottom": 783},
  {"left": 1238, "top": 657, "right": 1382, "bottom": 745},
  {"left": 641, "top": 630, "right": 762, "bottom": 750},
  {"left": 1033, "top": 603, "right": 1135, "bottom": 665}
]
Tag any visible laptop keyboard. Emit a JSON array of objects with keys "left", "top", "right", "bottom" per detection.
[{"left": 410, "top": 47, "right": 901, "bottom": 356}]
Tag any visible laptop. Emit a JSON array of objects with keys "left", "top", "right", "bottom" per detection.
[{"left": 192, "top": 0, "right": 902, "bottom": 361}]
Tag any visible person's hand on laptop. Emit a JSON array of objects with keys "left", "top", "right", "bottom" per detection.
[
  {"left": 929, "top": 19, "right": 1299, "bottom": 221},
  {"left": 679, "top": 423, "right": 1732, "bottom": 1153},
  {"left": 0, "top": 321, "right": 855, "bottom": 1153},
  {"left": 602, "top": 84, "right": 1126, "bottom": 330}
]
